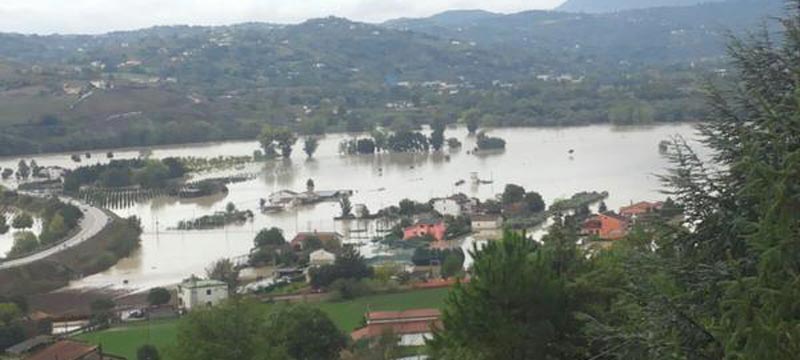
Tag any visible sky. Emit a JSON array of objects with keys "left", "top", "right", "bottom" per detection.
[{"left": 0, "top": 0, "right": 566, "bottom": 35}]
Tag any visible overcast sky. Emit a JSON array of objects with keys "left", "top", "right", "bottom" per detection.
[{"left": 0, "top": 0, "right": 566, "bottom": 35}]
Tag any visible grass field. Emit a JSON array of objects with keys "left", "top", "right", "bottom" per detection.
[{"left": 76, "top": 287, "right": 450, "bottom": 359}]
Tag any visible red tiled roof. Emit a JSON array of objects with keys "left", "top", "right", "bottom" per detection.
[
  {"left": 351, "top": 320, "right": 442, "bottom": 341},
  {"left": 27, "top": 340, "right": 98, "bottom": 360},
  {"left": 619, "top": 201, "right": 662, "bottom": 216},
  {"left": 368, "top": 309, "right": 441, "bottom": 322}
]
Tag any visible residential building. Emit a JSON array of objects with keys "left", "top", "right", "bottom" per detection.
[
  {"left": 619, "top": 201, "right": 663, "bottom": 219},
  {"left": 309, "top": 249, "right": 336, "bottom": 267},
  {"left": 432, "top": 198, "right": 462, "bottom": 217},
  {"left": 432, "top": 194, "right": 477, "bottom": 217},
  {"left": 403, "top": 219, "right": 446, "bottom": 241},
  {"left": 268, "top": 190, "right": 299, "bottom": 206},
  {"left": 290, "top": 231, "right": 342, "bottom": 251},
  {"left": 4, "top": 336, "right": 52, "bottom": 357},
  {"left": 177, "top": 278, "right": 228, "bottom": 310},
  {"left": 351, "top": 309, "right": 442, "bottom": 346},
  {"left": 23, "top": 339, "right": 124, "bottom": 360},
  {"left": 471, "top": 214, "right": 504, "bottom": 231},
  {"left": 582, "top": 213, "right": 629, "bottom": 240}
]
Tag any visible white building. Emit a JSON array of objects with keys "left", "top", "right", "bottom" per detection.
[
  {"left": 432, "top": 198, "right": 462, "bottom": 217},
  {"left": 471, "top": 214, "right": 504, "bottom": 231},
  {"left": 309, "top": 249, "right": 336, "bottom": 267},
  {"left": 177, "top": 278, "right": 228, "bottom": 310}
]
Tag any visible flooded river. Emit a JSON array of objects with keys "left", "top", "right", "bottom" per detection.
[{"left": 0, "top": 124, "right": 704, "bottom": 290}]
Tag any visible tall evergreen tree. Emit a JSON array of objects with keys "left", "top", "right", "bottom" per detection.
[{"left": 429, "top": 232, "right": 581, "bottom": 359}]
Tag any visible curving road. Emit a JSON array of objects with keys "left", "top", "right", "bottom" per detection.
[{"left": 0, "top": 197, "right": 109, "bottom": 270}]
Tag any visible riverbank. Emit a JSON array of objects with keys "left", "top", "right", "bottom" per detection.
[
  {"left": 1, "top": 123, "right": 700, "bottom": 290},
  {"left": 0, "top": 213, "right": 142, "bottom": 298}
]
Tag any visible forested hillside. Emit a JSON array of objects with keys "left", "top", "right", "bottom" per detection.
[
  {"left": 0, "top": 0, "right": 785, "bottom": 156},
  {"left": 557, "top": 0, "right": 726, "bottom": 13}
]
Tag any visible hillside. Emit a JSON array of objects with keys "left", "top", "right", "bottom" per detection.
[
  {"left": 0, "top": 0, "right": 786, "bottom": 156},
  {"left": 385, "top": 0, "right": 783, "bottom": 69},
  {"left": 557, "top": 0, "right": 727, "bottom": 13}
]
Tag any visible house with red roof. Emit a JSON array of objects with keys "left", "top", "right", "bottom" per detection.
[
  {"left": 619, "top": 201, "right": 663, "bottom": 219},
  {"left": 24, "top": 339, "right": 124, "bottom": 360},
  {"left": 403, "top": 219, "right": 446, "bottom": 241},
  {"left": 351, "top": 309, "right": 442, "bottom": 346},
  {"left": 582, "top": 212, "right": 629, "bottom": 240}
]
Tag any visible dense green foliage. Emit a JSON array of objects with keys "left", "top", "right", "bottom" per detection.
[
  {"left": 175, "top": 204, "right": 253, "bottom": 230},
  {"left": 170, "top": 300, "right": 288, "bottom": 360},
  {"left": 0, "top": 191, "right": 84, "bottom": 257},
  {"left": 147, "top": 288, "right": 171, "bottom": 307},
  {"left": 10, "top": 212, "right": 33, "bottom": 229},
  {"left": 309, "top": 246, "right": 374, "bottom": 289},
  {"left": 249, "top": 227, "right": 297, "bottom": 266},
  {"left": 265, "top": 305, "right": 348, "bottom": 360},
  {"left": 137, "top": 345, "right": 161, "bottom": 360},
  {"left": 170, "top": 301, "right": 345, "bottom": 360},
  {"left": 205, "top": 258, "right": 240, "bottom": 294},
  {"left": 63, "top": 158, "right": 186, "bottom": 192},
  {"left": 430, "top": 231, "right": 581, "bottom": 359},
  {"left": 7, "top": 231, "right": 38, "bottom": 257},
  {"left": 0, "top": 302, "right": 24, "bottom": 351},
  {"left": 0, "top": 214, "right": 8, "bottom": 235},
  {"left": 475, "top": 131, "right": 506, "bottom": 151}
]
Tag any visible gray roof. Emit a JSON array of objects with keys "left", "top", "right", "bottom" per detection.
[
  {"left": 5, "top": 335, "right": 52, "bottom": 355},
  {"left": 180, "top": 278, "right": 227, "bottom": 289}
]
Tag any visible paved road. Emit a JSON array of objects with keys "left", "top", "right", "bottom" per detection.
[{"left": 0, "top": 197, "right": 109, "bottom": 270}]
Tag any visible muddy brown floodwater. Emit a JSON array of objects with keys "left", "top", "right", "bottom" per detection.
[{"left": 0, "top": 124, "right": 706, "bottom": 291}]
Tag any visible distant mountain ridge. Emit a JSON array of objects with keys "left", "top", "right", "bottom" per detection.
[
  {"left": 0, "top": 0, "right": 788, "bottom": 156},
  {"left": 557, "top": 0, "right": 727, "bottom": 13}
]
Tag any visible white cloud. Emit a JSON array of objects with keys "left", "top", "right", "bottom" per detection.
[{"left": 0, "top": 0, "right": 566, "bottom": 34}]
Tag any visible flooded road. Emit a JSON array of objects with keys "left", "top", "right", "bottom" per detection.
[{"left": 0, "top": 124, "right": 704, "bottom": 290}]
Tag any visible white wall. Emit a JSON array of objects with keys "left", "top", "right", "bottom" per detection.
[
  {"left": 179, "top": 285, "right": 228, "bottom": 310},
  {"left": 433, "top": 199, "right": 461, "bottom": 217},
  {"left": 399, "top": 333, "right": 432, "bottom": 347}
]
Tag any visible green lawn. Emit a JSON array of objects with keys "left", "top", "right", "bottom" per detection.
[
  {"left": 76, "top": 288, "right": 449, "bottom": 359},
  {"left": 77, "top": 320, "right": 177, "bottom": 360}
]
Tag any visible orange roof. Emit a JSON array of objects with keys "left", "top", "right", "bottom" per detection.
[
  {"left": 27, "top": 340, "right": 98, "bottom": 360},
  {"left": 351, "top": 320, "right": 442, "bottom": 341},
  {"left": 368, "top": 309, "right": 441, "bottom": 322},
  {"left": 582, "top": 213, "right": 629, "bottom": 240},
  {"left": 619, "top": 201, "right": 662, "bottom": 217}
]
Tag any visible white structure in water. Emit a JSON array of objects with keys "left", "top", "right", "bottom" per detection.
[
  {"left": 177, "top": 277, "right": 228, "bottom": 310},
  {"left": 309, "top": 249, "right": 336, "bottom": 267}
]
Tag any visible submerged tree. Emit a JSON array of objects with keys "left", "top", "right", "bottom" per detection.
[
  {"left": 259, "top": 125, "right": 297, "bottom": 158},
  {"left": 303, "top": 137, "right": 319, "bottom": 158},
  {"left": 430, "top": 119, "right": 446, "bottom": 151}
]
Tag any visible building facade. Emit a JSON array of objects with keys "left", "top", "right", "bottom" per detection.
[
  {"left": 177, "top": 278, "right": 228, "bottom": 310},
  {"left": 403, "top": 219, "right": 446, "bottom": 241}
]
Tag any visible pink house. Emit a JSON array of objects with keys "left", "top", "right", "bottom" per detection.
[{"left": 403, "top": 219, "right": 447, "bottom": 241}]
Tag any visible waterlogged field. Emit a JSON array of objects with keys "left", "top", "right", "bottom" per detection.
[{"left": 77, "top": 288, "right": 449, "bottom": 359}]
